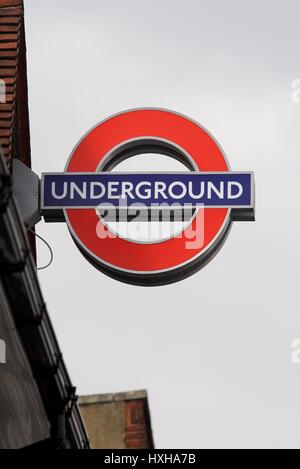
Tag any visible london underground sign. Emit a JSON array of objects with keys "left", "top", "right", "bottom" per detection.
[
  {"left": 41, "top": 108, "right": 255, "bottom": 286},
  {"left": 42, "top": 172, "right": 252, "bottom": 209}
]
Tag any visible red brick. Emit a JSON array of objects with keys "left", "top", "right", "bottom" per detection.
[
  {"left": 0, "top": 41, "right": 18, "bottom": 49},
  {"left": 0, "top": 17, "right": 21, "bottom": 25},
  {"left": 0, "top": 102, "right": 14, "bottom": 111},
  {"left": 0, "top": 1, "right": 23, "bottom": 9},
  {"left": 0, "top": 58, "right": 17, "bottom": 66},
  {"left": 0, "top": 33, "right": 19, "bottom": 41},
  {"left": 0, "top": 24, "right": 19, "bottom": 32},
  {"left": 0, "top": 136, "right": 11, "bottom": 144}
]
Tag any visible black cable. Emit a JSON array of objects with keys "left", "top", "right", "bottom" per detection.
[{"left": 28, "top": 229, "right": 54, "bottom": 270}]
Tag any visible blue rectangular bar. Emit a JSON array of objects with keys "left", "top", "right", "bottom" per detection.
[{"left": 41, "top": 172, "right": 254, "bottom": 209}]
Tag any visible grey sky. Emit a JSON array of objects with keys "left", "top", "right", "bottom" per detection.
[{"left": 24, "top": 0, "right": 300, "bottom": 448}]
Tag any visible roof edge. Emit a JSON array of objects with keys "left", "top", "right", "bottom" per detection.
[{"left": 79, "top": 390, "right": 149, "bottom": 405}]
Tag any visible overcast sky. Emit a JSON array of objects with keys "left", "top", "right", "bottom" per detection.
[{"left": 24, "top": 0, "right": 300, "bottom": 448}]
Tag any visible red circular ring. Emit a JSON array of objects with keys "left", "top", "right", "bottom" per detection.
[{"left": 65, "top": 109, "right": 230, "bottom": 274}]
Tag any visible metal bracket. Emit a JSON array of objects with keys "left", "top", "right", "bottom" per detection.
[{"left": 12, "top": 159, "right": 41, "bottom": 229}]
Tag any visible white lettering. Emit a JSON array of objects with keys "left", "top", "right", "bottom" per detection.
[
  {"left": 154, "top": 181, "right": 168, "bottom": 199},
  {"left": 103, "top": 453, "right": 139, "bottom": 466},
  {"left": 135, "top": 181, "right": 152, "bottom": 199},
  {"left": 228, "top": 181, "right": 243, "bottom": 199},
  {"left": 90, "top": 182, "right": 105, "bottom": 199},
  {"left": 188, "top": 181, "right": 205, "bottom": 199},
  {"left": 108, "top": 182, "right": 119, "bottom": 199},
  {"left": 51, "top": 182, "right": 68, "bottom": 200},
  {"left": 122, "top": 182, "right": 134, "bottom": 199},
  {"left": 207, "top": 181, "right": 224, "bottom": 199},
  {"left": 169, "top": 181, "right": 187, "bottom": 199},
  {"left": 70, "top": 182, "right": 87, "bottom": 200}
]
